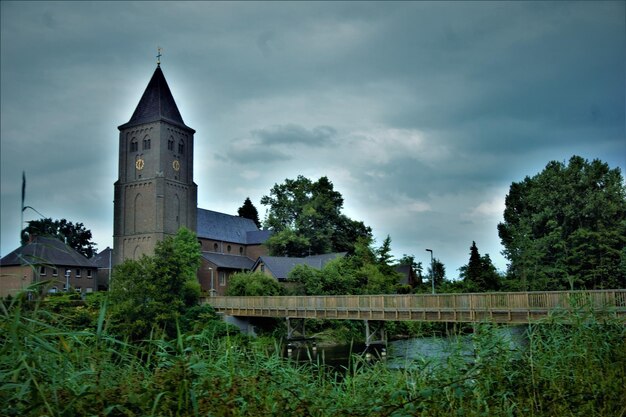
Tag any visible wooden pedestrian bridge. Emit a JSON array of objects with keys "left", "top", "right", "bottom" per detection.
[{"left": 203, "top": 290, "right": 626, "bottom": 324}]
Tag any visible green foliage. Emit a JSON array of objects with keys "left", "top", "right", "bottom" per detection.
[
  {"left": 398, "top": 254, "right": 424, "bottom": 285},
  {"left": 108, "top": 228, "right": 201, "bottom": 340},
  {"left": 498, "top": 156, "right": 626, "bottom": 290},
  {"left": 289, "top": 237, "right": 401, "bottom": 295},
  {"left": 20, "top": 217, "right": 97, "bottom": 258},
  {"left": 2, "top": 293, "right": 624, "bottom": 417},
  {"left": 226, "top": 271, "right": 285, "bottom": 296},
  {"left": 426, "top": 258, "right": 446, "bottom": 288},
  {"left": 237, "top": 197, "right": 261, "bottom": 228},
  {"left": 264, "top": 227, "right": 311, "bottom": 258},
  {"left": 459, "top": 241, "right": 502, "bottom": 292},
  {"left": 261, "top": 175, "right": 372, "bottom": 256}
]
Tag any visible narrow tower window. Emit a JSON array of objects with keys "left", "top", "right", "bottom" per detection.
[
  {"left": 168, "top": 137, "right": 174, "bottom": 151},
  {"left": 130, "top": 138, "right": 138, "bottom": 152},
  {"left": 178, "top": 140, "right": 184, "bottom": 154},
  {"left": 143, "top": 136, "right": 151, "bottom": 150}
]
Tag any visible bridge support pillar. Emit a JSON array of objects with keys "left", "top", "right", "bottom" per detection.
[
  {"left": 286, "top": 317, "right": 306, "bottom": 340},
  {"left": 364, "top": 320, "right": 386, "bottom": 347}
]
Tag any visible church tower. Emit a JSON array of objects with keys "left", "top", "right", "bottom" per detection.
[{"left": 113, "top": 63, "right": 197, "bottom": 265}]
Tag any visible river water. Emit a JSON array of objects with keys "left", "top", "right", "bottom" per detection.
[{"left": 285, "top": 325, "right": 528, "bottom": 371}]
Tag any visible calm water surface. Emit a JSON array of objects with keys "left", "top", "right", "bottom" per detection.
[{"left": 285, "top": 326, "right": 528, "bottom": 371}]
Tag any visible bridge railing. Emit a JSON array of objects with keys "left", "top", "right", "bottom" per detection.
[{"left": 204, "top": 289, "right": 626, "bottom": 315}]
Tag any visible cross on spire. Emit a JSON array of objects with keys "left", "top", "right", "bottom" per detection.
[{"left": 156, "top": 47, "right": 162, "bottom": 66}]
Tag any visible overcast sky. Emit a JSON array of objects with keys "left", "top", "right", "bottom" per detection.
[{"left": 1, "top": 1, "right": 624, "bottom": 278}]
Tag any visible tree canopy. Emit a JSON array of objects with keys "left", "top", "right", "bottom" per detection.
[
  {"left": 260, "top": 175, "right": 372, "bottom": 256},
  {"left": 108, "top": 228, "right": 201, "bottom": 340},
  {"left": 288, "top": 236, "right": 401, "bottom": 295},
  {"left": 498, "top": 156, "right": 626, "bottom": 290},
  {"left": 21, "top": 218, "right": 97, "bottom": 258},
  {"left": 458, "top": 241, "right": 501, "bottom": 292},
  {"left": 226, "top": 271, "right": 284, "bottom": 296},
  {"left": 237, "top": 197, "right": 261, "bottom": 228}
]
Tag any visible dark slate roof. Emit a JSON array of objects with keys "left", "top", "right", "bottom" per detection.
[
  {"left": 201, "top": 252, "right": 255, "bottom": 270},
  {"left": 118, "top": 65, "right": 194, "bottom": 132},
  {"left": 246, "top": 230, "right": 273, "bottom": 244},
  {"left": 253, "top": 252, "right": 347, "bottom": 280},
  {"left": 197, "top": 208, "right": 271, "bottom": 245},
  {"left": 93, "top": 247, "right": 113, "bottom": 268},
  {"left": 0, "top": 236, "right": 97, "bottom": 268}
]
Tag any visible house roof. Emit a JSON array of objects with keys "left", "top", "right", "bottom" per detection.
[
  {"left": 201, "top": 252, "right": 255, "bottom": 270},
  {"left": 253, "top": 252, "right": 347, "bottom": 280},
  {"left": 93, "top": 247, "right": 113, "bottom": 268},
  {"left": 197, "top": 208, "right": 271, "bottom": 245},
  {"left": 0, "top": 236, "right": 97, "bottom": 268},
  {"left": 118, "top": 65, "right": 194, "bottom": 132}
]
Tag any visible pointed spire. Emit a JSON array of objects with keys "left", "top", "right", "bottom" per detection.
[{"left": 118, "top": 66, "right": 194, "bottom": 132}]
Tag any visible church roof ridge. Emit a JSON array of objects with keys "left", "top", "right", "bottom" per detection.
[{"left": 118, "top": 66, "right": 195, "bottom": 132}]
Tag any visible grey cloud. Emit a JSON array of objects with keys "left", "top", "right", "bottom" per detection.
[
  {"left": 225, "top": 146, "right": 290, "bottom": 165},
  {"left": 252, "top": 124, "right": 337, "bottom": 146}
]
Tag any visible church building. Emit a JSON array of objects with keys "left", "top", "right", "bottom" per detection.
[{"left": 113, "top": 62, "right": 270, "bottom": 295}]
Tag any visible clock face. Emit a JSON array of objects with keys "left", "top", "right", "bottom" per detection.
[
  {"left": 173, "top": 160, "right": 180, "bottom": 171},
  {"left": 135, "top": 158, "right": 145, "bottom": 170}
]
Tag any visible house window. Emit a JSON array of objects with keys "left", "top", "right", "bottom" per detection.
[
  {"left": 52, "top": 268, "right": 58, "bottom": 276},
  {"left": 260, "top": 264, "right": 265, "bottom": 273},
  {"left": 130, "top": 139, "right": 138, "bottom": 152},
  {"left": 219, "top": 272, "right": 226, "bottom": 286},
  {"left": 239, "top": 247, "right": 244, "bottom": 255},
  {"left": 227, "top": 245, "right": 231, "bottom": 253},
  {"left": 86, "top": 269, "right": 92, "bottom": 279},
  {"left": 75, "top": 287, "right": 82, "bottom": 293},
  {"left": 39, "top": 266, "right": 46, "bottom": 276},
  {"left": 213, "top": 243, "right": 218, "bottom": 252},
  {"left": 48, "top": 286, "right": 58, "bottom": 293},
  {"left": 86, "top": 287, "right": 93, "bottom": 293},
  {"left": 76, "top": 268, "right": 81, "bottom": 278},
  {"left": 143, "top": 137, "right": 151, "bottom": 150},
  {"left": 168, "top": 138, "right": 174, "bottom": 151}
]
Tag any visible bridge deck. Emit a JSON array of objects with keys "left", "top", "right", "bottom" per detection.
[{"left": 203, "top": 290, "right": 626, "bottom": 324}]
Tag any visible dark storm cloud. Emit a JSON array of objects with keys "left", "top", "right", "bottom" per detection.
[{"left": 1, "top": 1, "right": 624, "bottom": 275}]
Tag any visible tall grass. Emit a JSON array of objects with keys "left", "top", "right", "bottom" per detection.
[{"left": 1, "top": 293, "right": 624, "bottom": 417}]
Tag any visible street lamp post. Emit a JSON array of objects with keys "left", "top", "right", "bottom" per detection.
[
  {"left": 209, "top": 267, "right": 215, "bottom": 297},
  {"left": 65, "top": 269, "right": 71, "bottom": 292},
  {"left": 425, "top": 249, "right": 434, "bottom": 294}
]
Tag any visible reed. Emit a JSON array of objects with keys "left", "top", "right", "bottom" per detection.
[{"left": 1, "top": 295, "right": 624, "bottom": 417}]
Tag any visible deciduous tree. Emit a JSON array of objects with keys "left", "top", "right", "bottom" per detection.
[
  {"left": 226, "top": 271, "right": 284, "bottom": 296},
  {"left": 21, "top": 218, "right": 97, "bottom": 258},
  {"left": 261, "top": 175, "right": 372, "bottom": 256},
  {"left": 109, "top": 228, "right": 201, "bottom": 340},
  {"left": 498, "top": 156, "right": 626, "bottom": 290}
]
